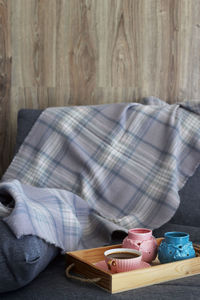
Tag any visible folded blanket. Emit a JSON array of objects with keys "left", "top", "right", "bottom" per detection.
[{"left": 1, "top": 97, "right": 200, "bottom": 252}]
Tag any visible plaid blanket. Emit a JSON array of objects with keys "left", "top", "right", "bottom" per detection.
[{"left": 1, "top": 97, "right": 200, "bottom": 252}]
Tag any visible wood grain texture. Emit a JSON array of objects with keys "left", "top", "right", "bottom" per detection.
[
  {"left": 1, "top": 0, "right": 200, "bottom": 175},
  {"left": 0, "top": 0, "right": 11, "bottom": 176}
]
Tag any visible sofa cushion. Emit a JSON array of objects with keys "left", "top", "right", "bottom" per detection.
[
  {"left": 0, "top": 220, "right": 59, "bottom": 293},
  {"left": 170, "top": 166, "right": 200, "bottom": 227},
  {"left": 15, "top": 109, "right": 43, "bottom": 154}
]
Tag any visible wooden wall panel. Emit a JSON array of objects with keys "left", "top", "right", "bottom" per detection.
[
  {"left": 67, "top": 0, "right": 98, "bottom": 104},
  {"left": 0, "top": 0, "right": 11, "bottom": 176},
  {"left": 1, "top": 0, "right": 200, "bottom": 176}
]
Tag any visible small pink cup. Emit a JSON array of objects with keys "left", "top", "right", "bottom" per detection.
[
  {"left": 104, "top": 248, "right": 142, "bottom": 273},
  {"left": 122, "top": 228, "right": 157, "bottom": 263}
]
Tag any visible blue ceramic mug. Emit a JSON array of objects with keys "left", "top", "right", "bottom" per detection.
[{"left": 158, "top": 232, "right": 196, "bottom": 264}]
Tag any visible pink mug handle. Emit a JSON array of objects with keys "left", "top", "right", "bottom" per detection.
[{"left": 107, "top": 259, "right": 117, "bottom": 272}]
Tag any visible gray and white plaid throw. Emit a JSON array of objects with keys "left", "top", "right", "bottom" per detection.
[{"left": 1, "top": 97, "right": 200, "bottom": 252}]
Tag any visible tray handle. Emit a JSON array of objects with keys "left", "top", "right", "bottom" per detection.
[
  {"left": 193, "top": 243, "right": 200, "bottom": 256},
  {"left": 66, "top": 263, "right": 101, "bottom": 283}
]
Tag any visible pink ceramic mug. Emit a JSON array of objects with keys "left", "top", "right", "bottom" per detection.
[
  {"left": 104, "top": 248, "right": 142, "bottom": 273},
  {"left": 122, "top": 228, "right": 157, "bottom": 263}
]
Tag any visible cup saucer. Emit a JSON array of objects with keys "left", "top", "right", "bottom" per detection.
[{"left": 94, "top": 260, "right": 150, "bottom": 274}]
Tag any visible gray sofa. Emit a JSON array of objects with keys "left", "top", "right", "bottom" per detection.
[{"left": 1, "top": 109, "right": 200, "bottom": 299}]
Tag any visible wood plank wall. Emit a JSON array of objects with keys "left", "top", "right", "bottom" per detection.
[{"left": 1, "top": 0, "right": 200, "bottom": 176}]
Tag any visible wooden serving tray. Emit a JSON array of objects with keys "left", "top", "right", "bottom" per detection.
[{"left": 65, "top": 238, "right": 200, "bottom": 294}]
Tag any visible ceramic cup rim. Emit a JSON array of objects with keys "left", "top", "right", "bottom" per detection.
[
  {"left": 164, "top": 231, "right": 189, "bottom": 239},
  {"left": 128, "top": 228, "right": 152, "bottom": 241},
  {"left": 104, "top": 248, "right": 142, "bottom": 260},
  {"left": 129, "top": 228, "right": 152, "bottom": 235}
]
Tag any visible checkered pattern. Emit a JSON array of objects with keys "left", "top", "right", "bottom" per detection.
[{"left": 1, "top": 97, "right": 200, "bottom": 252}]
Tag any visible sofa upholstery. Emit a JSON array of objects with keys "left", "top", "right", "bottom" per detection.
[
  {"left": 0, "top": 220, "right": 59, "bottom": 293},
  {"left": 1, "top": 108, "right": 200, "bottom": 299}
]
